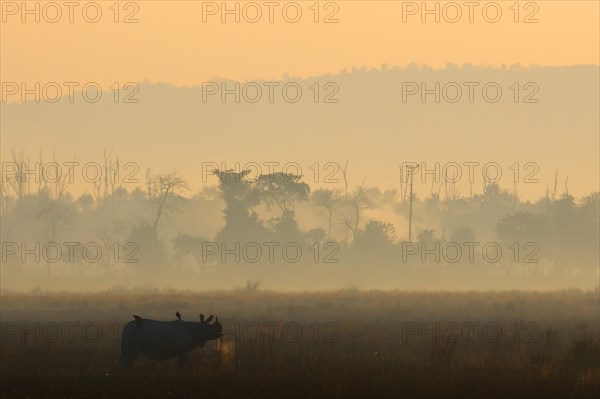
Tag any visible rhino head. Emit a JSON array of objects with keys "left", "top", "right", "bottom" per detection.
[{"left": 195, "top": 314, "right": 223, "bottom": 347}]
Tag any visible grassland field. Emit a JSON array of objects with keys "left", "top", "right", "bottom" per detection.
[{"left": 1, "top": 289, "right": 599, "bottom": 398}]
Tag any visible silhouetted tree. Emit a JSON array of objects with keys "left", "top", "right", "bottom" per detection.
[
  {"left": 146, "top": 171, "right": 188, "bottom": 234},
  {"left": 213, "top": 170, "right": 269, "bottom": 243},
  {"left": 312, "top": 188, "right": 341, "bottom": 240}
]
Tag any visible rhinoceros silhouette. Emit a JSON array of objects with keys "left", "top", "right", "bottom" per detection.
[{"left": 120, "top": 312, "right": 223, "bottom": 369}]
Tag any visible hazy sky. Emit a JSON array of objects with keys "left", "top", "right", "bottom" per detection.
[
  {"left": 1, "top": 1, "right": 598, "bottom": 199},
  {"left": 2, "top": 1, "right": 599, "bottom": 86}
]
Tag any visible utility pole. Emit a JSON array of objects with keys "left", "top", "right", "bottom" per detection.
[{"left": 407, "top": 164, "right": 419, "bottom": 242}]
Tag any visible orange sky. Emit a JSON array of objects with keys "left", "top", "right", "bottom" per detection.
[
  {"left": 1, "top": 1, "right": 599, "bottom": 87},
  {"left": 1, "top": 1, "right": 599, "bottom": 199}
]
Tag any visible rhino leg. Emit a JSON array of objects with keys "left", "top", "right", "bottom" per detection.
[
  {"left": 120, "top": 321, "right": 142, "bottom": 369},
  {"left": 120, "top": 342, "right": 142, "bottom": 369}
]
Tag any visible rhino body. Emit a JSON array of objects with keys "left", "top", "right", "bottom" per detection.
[{"left": 120, "top": 314, "right": 222, "bottom": 369}]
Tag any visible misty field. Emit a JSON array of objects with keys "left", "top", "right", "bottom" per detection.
[{"left": 1, "top": 289, "right": 599, "bottom": 398}]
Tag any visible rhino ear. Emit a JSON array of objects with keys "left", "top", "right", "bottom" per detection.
[
  {"left": 200, "top": 314, "right": 205, "bottom": 322},
  {"left": 206, "top": 315, "right": 214, "bottom": 323}
]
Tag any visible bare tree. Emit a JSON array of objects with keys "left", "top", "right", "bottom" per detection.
[
  {"left": 146, "top": 171, "right": 189, "bottom": 233},
  {"left": 341, "top": 184, "right": 372, "bottom": 244},
  {"left": 36, "top": 192, "right": 74, "bottom": 275},
  {"left": 0, "top": 179, "right": 12, "bottom": 216},
  {"left": 338, "top": 160, "right": 349, "bottom": 197},
  {"left": 5, "top": 149, "right": 30, "bottom": 200},
  {"left": 313, "top": 188, "right": 341, "bottom": 240},
  {"left": 94, "top": 219, "right": 130, "bottom": 274},
  {"left": 38, "top": 152, "right": 73, "bottom": 201},
  {"left": 92, "top": 148, "right": 119, "bottom": 208},
  {"left": 544, "top": 170, "right": 561, "bottom": 202}
]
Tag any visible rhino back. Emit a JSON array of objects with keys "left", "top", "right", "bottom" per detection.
[{"left": 138, "top": 320, "right": 195, "bottom": 360}]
